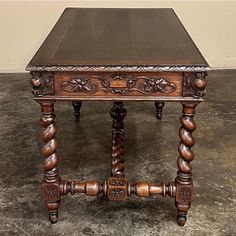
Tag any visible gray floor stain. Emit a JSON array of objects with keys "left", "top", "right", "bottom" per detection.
[{"left": 0, "top": 70, "right": 235, "bottom": 235}]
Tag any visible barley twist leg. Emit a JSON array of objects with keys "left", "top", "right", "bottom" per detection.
[
  {"left": 110, "top": 102, "right": 127, "bottom": 177},
  {"left": 39, "top": 101, "right": 60, "bottom": 224},
  {"left": 72, "top": 101, "right": 82, "bottom": 121},
  {"left": 175, "top": 102, "right": 198, "bottom": 226}
]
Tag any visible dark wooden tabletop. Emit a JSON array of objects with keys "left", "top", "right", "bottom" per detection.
[{"left": 27, "top": 8, "right": 209, "bottom": 72}]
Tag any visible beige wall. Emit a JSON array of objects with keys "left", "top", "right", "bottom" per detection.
[{"left": 0, "top": 1, "right": 236, "bottom": 72}]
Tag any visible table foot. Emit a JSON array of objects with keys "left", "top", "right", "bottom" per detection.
[
  {"left": 110, "top": 102, "right": 127, "bottom": 177},
  {"left": 177, "top": 214, "right": 187, "bottom": 226},
  {"left": 49, "top": 210, "right": 59, "bottom": 224},
  {"left": 155, "top": 102, "right": 165, "bottom": 120},
  {"left": 72, "top": 101, "right": 82, "bottom": 121}
]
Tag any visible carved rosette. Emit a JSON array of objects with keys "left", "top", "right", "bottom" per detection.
[
  {"left": 61, "top": 77, "right": 97, "bottom": 94},
  {"left": 140, "top": 77, "right": 176, "bottom": 94},
  {"left": 106, "top": 177, "right": 128, "bottom": 200},
  {"left": 40, "top": 102, "right": 60, "bottom": 223},
  {"left": 176, "top": 185, "right": 193, "bottom": 205},
  {"left": 183, "top": 72, "right": 207, "bottom": 98},
  {"left": 30, "top": 72, "right": 54, "bottom": 97},
  {"left": 60, "top": 75, "right": 176, "bottom": 95}
]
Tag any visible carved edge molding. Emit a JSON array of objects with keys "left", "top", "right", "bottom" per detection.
[
  {"left": 30, "top": 71, "right": 54, "bottom": 97},
  {"left": 60, "top": 75, "right": 177, "bottom": 95},
  {"left": 183, "top": 72, "right": 208, "bottom": 98},
  {"left": 26, "top": 65, "right": 210, "bottom": 72}
]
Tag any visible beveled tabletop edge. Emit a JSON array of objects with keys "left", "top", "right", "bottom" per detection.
[{"left": 26, "top": 64, "right": 211, "bottom": 72}]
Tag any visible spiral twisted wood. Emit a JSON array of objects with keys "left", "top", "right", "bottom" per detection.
[
  {"left": 110, "top": 102, "right": 127, "bottom": 177},
  {"left": 175, "top": 102, "right": 198, "bottom": 226},
  {"left": 177, "top": 103, "right": 197, "bottom": 181},
  {"left": 40, "top": 101, "right": 60, "bottom": 223}
]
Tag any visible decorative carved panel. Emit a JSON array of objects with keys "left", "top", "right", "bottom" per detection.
[
  {"left": 55, "top": 72, "right": 182, "bottom": 97},
  {"left": 183, "top": 72, "right": 207, "bottom": 98},
  {"left": 31, "top": 72, "right": 54, "bottom": 97},
  {"left": 107, "top": 177, "right": 128, "bottom": 201},
  {"left": 42, "top": 182, "right": 60, "bottom": 203},
  {"left": 176, "top": 184, "right": 193, "bottom": 204}
]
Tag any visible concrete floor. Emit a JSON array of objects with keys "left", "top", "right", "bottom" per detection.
[{"left": 0, "top": 70, "right": 235, "bottom": 235}]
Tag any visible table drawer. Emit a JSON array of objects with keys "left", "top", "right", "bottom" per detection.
[{"left": 54, "top": 72, "right": 182, "bottom": 97}]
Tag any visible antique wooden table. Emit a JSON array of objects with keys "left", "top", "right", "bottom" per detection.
[{"left": 26, "top": 8, "right": 210, "bottom": 226}]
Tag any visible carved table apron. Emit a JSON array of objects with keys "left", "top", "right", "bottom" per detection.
[{"left": 26, "top": 8, "right": 210, "bottom": 226}]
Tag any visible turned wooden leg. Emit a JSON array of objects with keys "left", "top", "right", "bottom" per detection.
[
  {"left": 39, "top": 101, "right": 61, "bottom": 224},
  {"left": 110, "top": 102, "right": 127, "bottom": 177},
  {"left": 155, "top": 101, "right": 165, "bottom": 120},
  {"left": 72, "top": 101, "right": 82, "bottom": 121},
  {"left": 175, "top": 102, "right": 198, "bottom": 226}
]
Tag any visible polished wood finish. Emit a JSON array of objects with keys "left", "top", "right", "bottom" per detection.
[
  {"left": 175, "top": 102, "right": 198, "bottom": 226},
  {"left": 59, "top": 177, "right": 176, "bottom": 199},
  {"left": 155, "top": 101, "right": 165, "bottom": 120},
  {"left": 27, "top": 8, "right": 209, "bottom": 69},
  {"left": 27, "top": 8, "right": 209, "bottom": 226},
  {"left": 110, "top": 102, "right": 127, "bottom": 178},
  {"left": 39, "top": 101, "right": 60, "bottom": 224},
  {"left": 54, "top": 72, "right": 182, "bottom": 98},
  {"left": 72, "top": 101, "right": 82, "bottom": 121}
]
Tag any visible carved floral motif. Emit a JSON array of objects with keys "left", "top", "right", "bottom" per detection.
[
  {"left": 107, "top": 177, "right": 128, "bottom": 201},
  {"left": 141, "top": 78, "right": 176, "bottom": 93},
  {"left": 111, "top": 189, "right": 125, "bottom": 197},
  {"left": 43, "top": 183, "right": 60, "bottom": 203},
  {"left": 183, "top": 72, "right": 207, "bottom": 98},
  {"left": 61, "top": 78, "right": 97, "bottom": 93},
  {"left": 60, "top": 75, "right": 176, "bottom": 95},
  {"left": 176, "top": 184, "right": 193, "bottom": 204},
  {"left": 180, "top": 190, "right": 191, "bottom": 201},
  {"left": 31, "top": 72, "right": 54, "bottom": 97}
]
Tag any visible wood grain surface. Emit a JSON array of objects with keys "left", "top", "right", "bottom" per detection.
[{"left": 27, "top": 8, "right": 209, "bottom": 70}]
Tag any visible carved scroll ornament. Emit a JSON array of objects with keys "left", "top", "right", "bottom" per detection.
[{"left": 60, "top": 75, "right": 176, "bottom": 95}]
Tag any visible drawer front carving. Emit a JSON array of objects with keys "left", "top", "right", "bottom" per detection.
[{"left": 54, "top": 72, "right": 182, "bottom": 97}]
